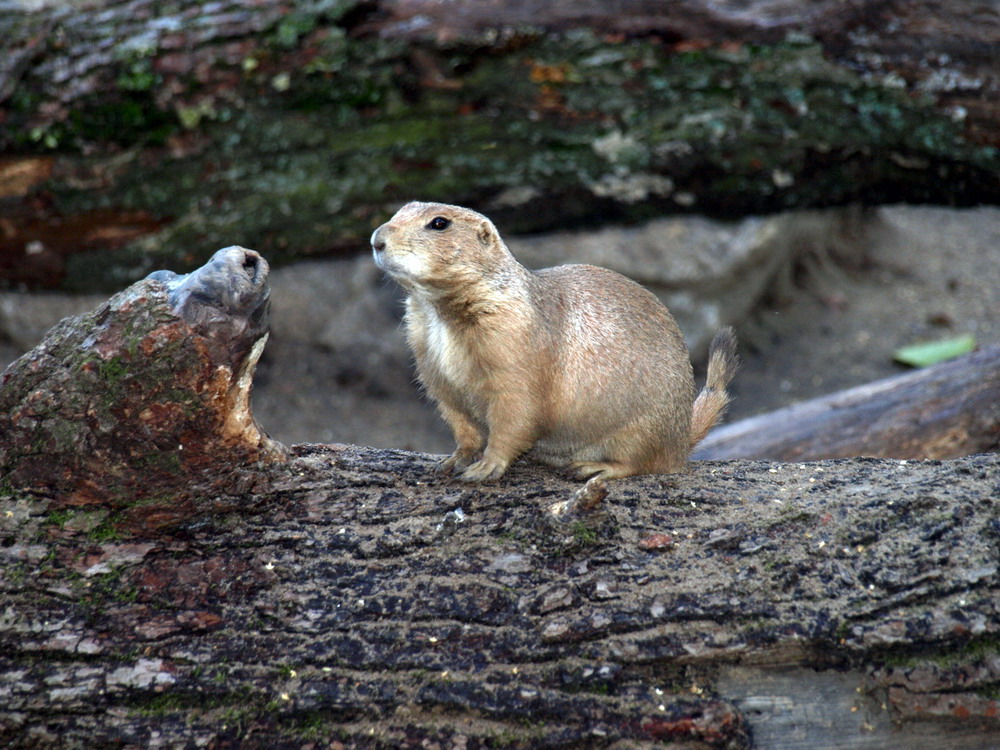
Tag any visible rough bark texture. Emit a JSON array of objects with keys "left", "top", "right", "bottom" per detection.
[
  {"left": 1, "top": 0, "right": 997, "bottom": 292},
  {"left": 0, "top": 254, "right": 285, "bottom": 534},
  {"left": 695, "top": 345, "right": 1000, "bottom": 462},
  {"left": 2, "top": 446, "right": 999, "bottom": 748}
]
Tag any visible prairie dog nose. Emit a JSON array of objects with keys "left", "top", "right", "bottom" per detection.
[{"left": 370, "top": 227, "right": 386, "bottom": 252}]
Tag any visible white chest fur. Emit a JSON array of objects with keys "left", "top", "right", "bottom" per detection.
[
  {"left": 423, "top": 307, "right": 474, "bottom": 387},
  {"left": 407, "top": 300, "right": 479, "bottom": 392}
]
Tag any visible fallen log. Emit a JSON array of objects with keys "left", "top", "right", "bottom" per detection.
[
  {"left": 2, "top": 446, "right": 998, "bottom": 748},
  {"left": 694, "top": 345, "right": 1000, "bottom": 461},
  {"left": 2, "top": 260, "right": 999, "bottom": 747}
]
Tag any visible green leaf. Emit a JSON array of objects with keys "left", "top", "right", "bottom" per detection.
[{"left": 893, "top": 334, "right": 976, "bottom": 368}]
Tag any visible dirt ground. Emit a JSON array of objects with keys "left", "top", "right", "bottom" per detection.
[
  {"left": 247, "top": 203, "right": 1000, "bottom": 453},
  {"left": 728, "top": 204, "right": 999, "bottom": 419},
  {"left": 2, "top": 204, "right": 997, "bottom": 455}
]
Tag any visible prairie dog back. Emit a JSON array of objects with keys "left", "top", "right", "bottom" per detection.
[{"left": 527, "top": 265, "right": 695, "bottom": 470}]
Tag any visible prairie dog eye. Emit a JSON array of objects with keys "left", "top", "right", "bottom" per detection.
[{"left": 427, "top": 216, "right": 451, "bottom": 231}]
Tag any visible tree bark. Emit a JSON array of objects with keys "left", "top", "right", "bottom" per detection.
[
  {"left": 695, "top": 345, "right": 1000, "bottom": 462},
  {"left": 1, "top": 0, "right": 997, "bottom": 292},
  {"left": 2, "top": 446, "right": 999, "bottom": 747},
  {"left": 0, "top": 246, "right": 285, "bottom": 533}
]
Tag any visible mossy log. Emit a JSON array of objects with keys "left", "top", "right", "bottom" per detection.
[
  {"left": 695, "top": 345, "right": 1000, "bottom": 462},
  {"left": 1, "top": 0, "right": 997, "bottom": 292}
]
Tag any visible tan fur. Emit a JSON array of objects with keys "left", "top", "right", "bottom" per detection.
[
  {"left": 689, "top": 326, "right": 739, "bottom": 448},
  {"left": 371, "top": 201, "right": 738, "bottom": 482}
]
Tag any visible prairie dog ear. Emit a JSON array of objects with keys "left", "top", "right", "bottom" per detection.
[{"left": 477, "top": 219, "right": 494, "bottom": 246}]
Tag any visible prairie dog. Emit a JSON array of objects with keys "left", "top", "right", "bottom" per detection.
[{"left": 371, "top": 201, "right": 738, "bottom": 482}]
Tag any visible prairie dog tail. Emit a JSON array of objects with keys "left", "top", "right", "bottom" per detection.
[{"left": 690, "top": 326, "right": 739, "bottom": 449}]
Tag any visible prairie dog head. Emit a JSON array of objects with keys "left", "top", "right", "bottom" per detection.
[{"left": 371, "top": 202, "right": 519, "bottom": 296}]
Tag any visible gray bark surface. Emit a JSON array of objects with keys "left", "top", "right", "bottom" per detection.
[{"left": 3, "top": 446, "right": 999, "bottom": 747}]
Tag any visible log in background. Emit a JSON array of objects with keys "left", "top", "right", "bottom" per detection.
[{"left": 1, "top": 0, "right": 998, "bottom": 292}]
